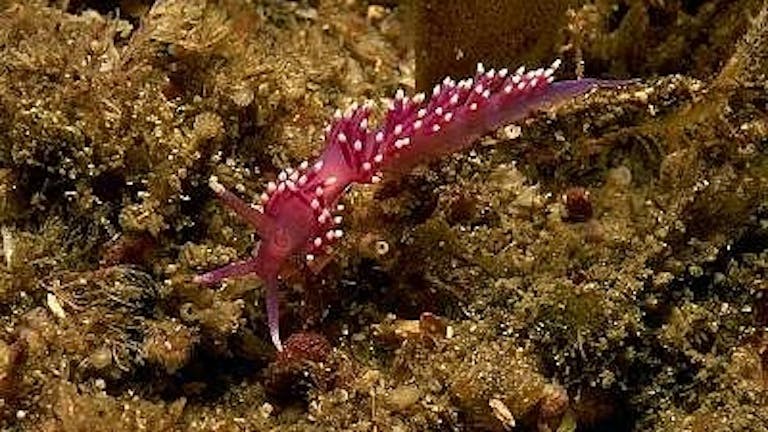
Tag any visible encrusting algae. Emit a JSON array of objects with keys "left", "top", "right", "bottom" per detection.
[{"left": 0, "top": 0, "right": 767, "bottom": 431}]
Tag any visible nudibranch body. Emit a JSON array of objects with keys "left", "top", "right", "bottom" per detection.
[{"left": 196, "top": 60, "right": 627, "bottom": 350}]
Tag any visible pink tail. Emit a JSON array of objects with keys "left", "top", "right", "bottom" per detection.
[{"left": 317, "top": 61, "right": 635, "bottom": 179}]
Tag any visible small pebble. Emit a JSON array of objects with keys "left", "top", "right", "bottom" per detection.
[{"left": 562, "top": 187, "right": 593, "bottom": 222}]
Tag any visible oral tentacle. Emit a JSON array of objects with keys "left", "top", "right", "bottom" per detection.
[
  {"left": 264, "top": 275, "right": 283, "bottom": 351},
  {"left": 193, "top": 257, "right": 262, "bottom": 286},
  {"left": 208, "top": 175, "right": 278, "bottom": 239}
]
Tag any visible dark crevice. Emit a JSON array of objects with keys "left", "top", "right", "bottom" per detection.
[{"left": 607, "top": 2, "right": 630, "bottom": 33}]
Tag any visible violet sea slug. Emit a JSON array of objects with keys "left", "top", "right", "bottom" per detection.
[{"left": 196, "top": 60, "right": 626, "bottom": 350}]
